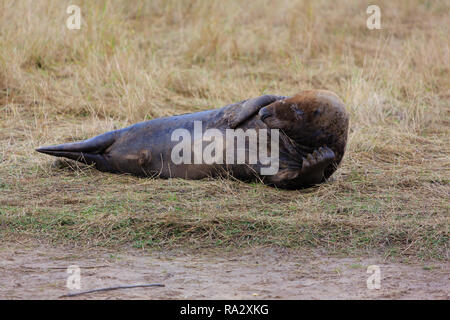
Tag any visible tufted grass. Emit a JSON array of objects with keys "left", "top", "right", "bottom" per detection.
[{"left": 0, "top": 0, "right": 448, "bottom": 260}]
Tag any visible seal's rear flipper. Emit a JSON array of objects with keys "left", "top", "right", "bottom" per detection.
[{"left": 36, "top": 130, "right": 118, "bottom": 172}]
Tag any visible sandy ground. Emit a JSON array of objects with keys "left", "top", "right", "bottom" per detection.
[{"left": 0, "top": 242, "right": 448, "bottom": 300}]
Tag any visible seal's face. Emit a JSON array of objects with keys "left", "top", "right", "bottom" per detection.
[
  {"left": 259, "top": 90, "right": 349, "bottom": 179},
  {"left": 259, "top": 90, "right": 349, "bottom": 149}
]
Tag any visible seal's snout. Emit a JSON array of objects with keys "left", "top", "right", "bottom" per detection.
[{"left": 258, "top": 107, "right": 271, "bottom": 121}]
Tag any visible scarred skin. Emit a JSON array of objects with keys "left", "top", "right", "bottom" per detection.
[{"left": 36, "top": 90, "right": 349, "bottom": 189}]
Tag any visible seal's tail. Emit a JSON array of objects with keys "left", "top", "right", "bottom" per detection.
[{"left": 36, "top": 130, "right": 119, "bottom": 172}]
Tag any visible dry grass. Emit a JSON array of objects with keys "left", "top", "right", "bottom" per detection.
[{"left": 0, "top": 0, "right": 448, "bottom": 260}]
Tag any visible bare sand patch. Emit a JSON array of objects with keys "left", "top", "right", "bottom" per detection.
[{"left": 1, "top": 243, "right": 448, "bottom": 300}]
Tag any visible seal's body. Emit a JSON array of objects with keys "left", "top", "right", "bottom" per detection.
[{"left": 37, "top": 90, "right": 349, "bottom": 189}]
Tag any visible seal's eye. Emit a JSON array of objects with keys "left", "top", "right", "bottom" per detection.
[{"left": 290, "top": 105, "right": 304, "bottom": 119}]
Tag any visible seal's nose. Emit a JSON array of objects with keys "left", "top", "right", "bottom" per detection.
[{"left": 259, "top": 108, "right": 271, "bottom": 121}]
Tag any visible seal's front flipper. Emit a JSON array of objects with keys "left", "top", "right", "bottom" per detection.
[
  {"left": 270, "top": 146, "right": 335, "bottom": 188},
  {"left": 299, "top": 146, "right": 335, "bottom": 185},
  {"left": 227, "top": 95, "right": 286, "bottom": 128},
  {"left": 36, "top": 130, "right": 119, "bottom": 172}
]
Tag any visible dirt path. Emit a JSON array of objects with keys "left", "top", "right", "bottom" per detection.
[{"left": 0, "top": 243, "right": 448, "bottom": 299}]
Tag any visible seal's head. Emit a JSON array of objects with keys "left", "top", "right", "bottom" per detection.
[{"left": 259, "top": 90, "right": 349, "bottom": 177}]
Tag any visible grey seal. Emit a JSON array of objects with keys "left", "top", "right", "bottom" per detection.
[{"left": 36, "top": 90, "right": 349, "bottom": 189}]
